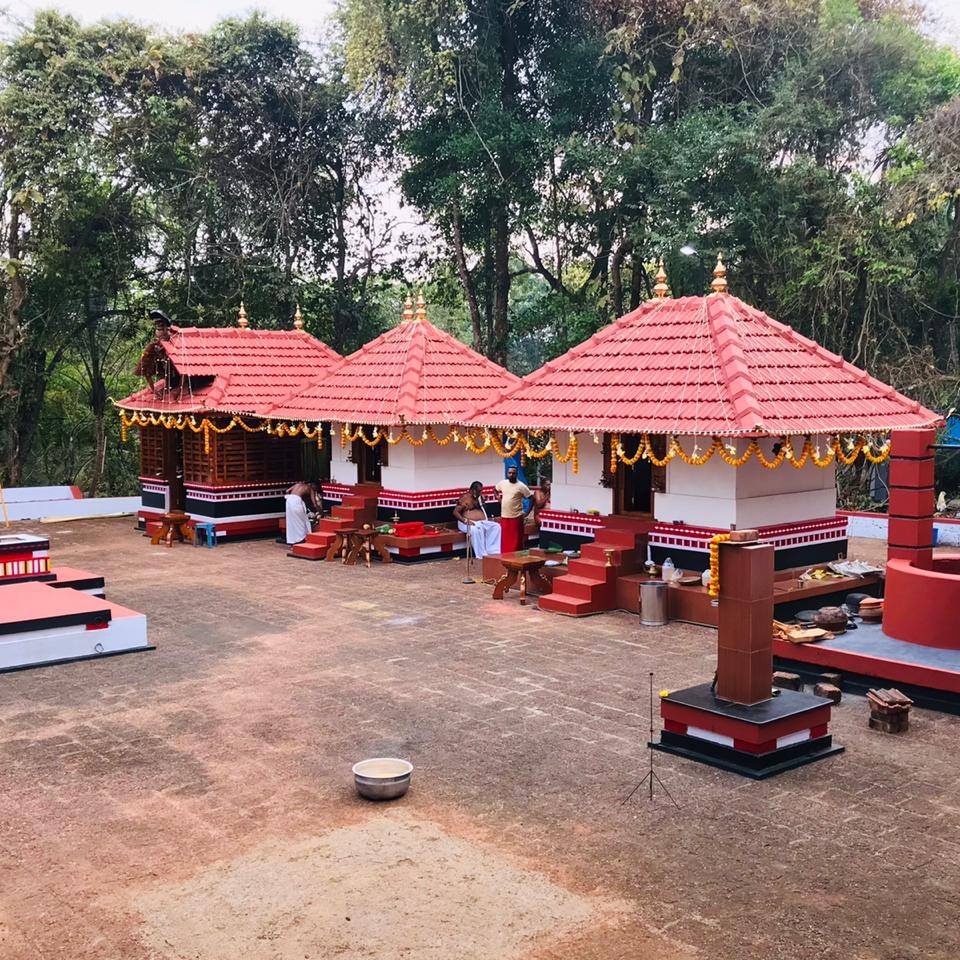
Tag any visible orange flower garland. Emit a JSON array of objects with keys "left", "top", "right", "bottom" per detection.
[{"left": 707, "top": 533, "right": 732, "bottom": 599}]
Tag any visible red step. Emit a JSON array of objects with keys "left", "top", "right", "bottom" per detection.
[
  {"left": 538, "top": 593, "right": 605, "bottom": 616},
  {"left": 553, "top": 575, "right": 615, "bottom": 602},
  {"left": 290, "top": 542, "right": 327, "bottom": 560}
]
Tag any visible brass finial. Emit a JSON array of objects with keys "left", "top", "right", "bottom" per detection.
[
  {"left": 652, "top": 258, "right": 671, "bottom": 299},
  {"left": 401, "top": 294, "right": 415, "bottom": 323},
  {"left": 293, "top": 303, "right": 304, "bottom": 330},
  {"left": 710, "top": 252, "right": 728, "bottom": 294},
  {"left": 415, "top": 290, "right": 427, "bottom": 322},
  {"left": 237, "top": 301, "right": 249, "bottom": 328}
]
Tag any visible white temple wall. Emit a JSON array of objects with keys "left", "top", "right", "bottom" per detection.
[
  {"left": 329, "top": 422, "right": 502, "bottom": 492},
  {"left": 329, "top": 422, "right": 355, "bottom": 485},
  {"left": 654, "top": 436, "right": 837, "bottom": 528},
  {"left": 380, "top": 430, "right": 503, "bottom": 492},
  {"left": 550, "top": 433, "right": 614, "bottom": 515}
]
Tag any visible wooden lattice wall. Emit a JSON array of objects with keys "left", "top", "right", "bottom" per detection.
[
  {"left": 182, "top": 425, "right": 300, "bottom": 486},
  {"left": 139, "top": 424, "right": 177, "bottom": 479}
]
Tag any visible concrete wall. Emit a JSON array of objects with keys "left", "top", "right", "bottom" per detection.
[
  {"left": 549, "top": 433, "right": 614, "bottom": 515},
  {"left": 328, "top": 422, "right": 503, "bottom": 492},
  {"left": 1, "top": 486, "right": 139, "bottom": 521},
  {"left": 654, "top": 436, "right": 836, "bottom": 528}
]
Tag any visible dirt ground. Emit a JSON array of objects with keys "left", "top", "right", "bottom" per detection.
[{"left": 0, "top": 519, "right": 958, "bottom": 960}]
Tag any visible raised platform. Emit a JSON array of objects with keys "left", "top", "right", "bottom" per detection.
[
  {"left": 0, "top": 582, "right": 151, "bottom": 672},
  {"left": 653, "top": 683, "right": 843, "bottom": 779},
  {"left": 774, "top": 622, "right": 960, "bottom": 714},
  {"left": 616, "top": 567, "right": 882, "bottom": 626}
]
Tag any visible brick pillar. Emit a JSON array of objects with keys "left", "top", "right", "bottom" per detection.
[
  {"left": 715, "top": 538, "right": 775, "bottom": 706},
  {"left": 887, "top": 429, "right": 936, "bottom": 570}
]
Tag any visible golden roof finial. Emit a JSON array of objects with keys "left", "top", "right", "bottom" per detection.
[
  {"left": 293, "top": 303, "right": 304, "bottom": 330},
  {"left": 237, "top": 301, "right": 249, "bottom": 328},
  {"left": 401, "top": 293, "right": 415, "bottom": 323},
  {"left": 415, "top": 290, "right": 427, "bottom": 323},
  {"left": 710, "top": 252, "right": 728, "bottom": 294},
  {"left": 652, "top": 258, "right": 671, "bottom": 299}
]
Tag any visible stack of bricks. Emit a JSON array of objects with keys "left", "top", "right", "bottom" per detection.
[
  {"left": 867, "top": 688, "right": 913, "bottom": 733},
  {"left": 887, "top": 429, "right": 936, "bottom": 569}
]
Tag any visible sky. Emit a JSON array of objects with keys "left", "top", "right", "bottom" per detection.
[{"left": 3, "top": 0, "right": 960, "bottom": 40}]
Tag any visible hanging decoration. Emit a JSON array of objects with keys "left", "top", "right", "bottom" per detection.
[
  {"left": 117, "top": 410, "right": 325, "bottom": 449},
  {"left": 120, "top": 406, "right": 889, "bottom": 473},
  {"left": 707, "top": 533, "right": 732, "bottom": 599}
]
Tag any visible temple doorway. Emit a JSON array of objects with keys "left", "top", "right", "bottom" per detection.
[
  {"left": 352, "top": 437, "right": 387, "bottom": 485},
  {"left": 610, "top": 435, "right": 665, "bottom": 518}
]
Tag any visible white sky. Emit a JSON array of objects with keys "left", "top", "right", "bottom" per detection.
[{"left": 3, "top": 0, "right": 959, "bottom": 40}]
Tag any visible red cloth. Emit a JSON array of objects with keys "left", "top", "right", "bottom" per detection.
[{"left": 499, "top": 516, "right": 524, "bottom": 553}]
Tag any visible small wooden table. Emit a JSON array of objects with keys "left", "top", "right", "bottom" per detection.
[
  {"left": 325, "top": 527, "right": 358, "bottom": 562},
  {"left": 493, "top": 552, "right": 552, "bottom": 605},
  {"left": 150, "top": 511, "right": 192, "bottom": 548},
  {"left": 346, "top": 529, "right": 393, "bottom": 567}
]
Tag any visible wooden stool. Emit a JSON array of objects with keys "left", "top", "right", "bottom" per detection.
[
  {"left": 150, "top": 511, "right": 192, "bottom": 548},
  {"left": 325, "top": 527, "right": 358, "bottom": 562},
  {"left": 345, "top": 529, "right": 393, "bottom": 567},
  {"left": 493, "top": 553, "right": 551, "bottom": 605}
]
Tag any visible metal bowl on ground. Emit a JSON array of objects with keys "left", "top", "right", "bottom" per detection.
[
  {"left": 795, "top": 609, "right": 820, "bottom": 625},
  {"left": 352, "top": 757, "right": 413, "bottom": 801}
]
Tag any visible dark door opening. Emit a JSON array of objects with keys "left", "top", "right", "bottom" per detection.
[
  {"left": 611, "top": 435, "right": 665, "bottom": 517},
  {"left": 352, "top": 436, "right": 387, "bottom": 485}
]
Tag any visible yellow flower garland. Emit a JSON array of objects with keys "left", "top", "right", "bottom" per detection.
[
  {"left": 120, "top": 406, "right": 888, "bottom": 475},
  {"left": 708, "top": 533, "right": 732, "bottom": 599}
]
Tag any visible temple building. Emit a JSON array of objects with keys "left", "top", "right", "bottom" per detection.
[
  {"left": 463, "top": 259, "right": 940, "bottom": 615},
  {"left": 265, "top": 294, "right": 521, "bottom": 561},
  {"left": 116, "top": 307, "right": 341, "bottom": 539}
]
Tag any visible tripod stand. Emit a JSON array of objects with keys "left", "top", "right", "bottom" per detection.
[
  {"left": 462, "top": 533, "right": 476, "bottom": 584},
  {"left": 621, "top": 672, "right": 679, "bottom": 808}
]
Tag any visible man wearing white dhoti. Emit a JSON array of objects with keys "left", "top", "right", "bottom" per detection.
[
  {"left": 453, "top": 481, "right": 501, "bottom": 559},
  {"left": 285, "top": 481, "right": 321, "bottom": 545}
]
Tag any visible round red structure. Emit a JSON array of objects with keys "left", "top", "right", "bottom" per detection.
[{"left": 883, "top": 555, "right": 960, "bottom": 649}]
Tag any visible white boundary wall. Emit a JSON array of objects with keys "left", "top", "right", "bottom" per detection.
[
  {"left": 1, "top": 486, "right": 139, "bottom": 521},
  {"left": 841, "top": 511, "right": 960, "bottom": 547}
]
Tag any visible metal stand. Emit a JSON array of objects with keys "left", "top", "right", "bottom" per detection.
[
  {"left": 462, "top": 532, "right": 476, "bottom": 584},
  {"left": 622, "top": 672, "right": 679, "bottom": 808}
]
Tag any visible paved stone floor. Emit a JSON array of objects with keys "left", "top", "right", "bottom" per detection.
[{"left": 0, "top": 519, "right": 958, "bottom": 960}]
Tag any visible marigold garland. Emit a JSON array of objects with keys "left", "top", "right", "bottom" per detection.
[
  {"left": 120, "top": 406, "right": 889, "bottom": 474},
  {"left": 707, "top": 533, "right": 732, "bottom": 599}
]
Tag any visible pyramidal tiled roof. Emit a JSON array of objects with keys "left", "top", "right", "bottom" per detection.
[
  {"left": 267, "top": 301, "right": 520, "bottom": 425},
  {"left": 465, "top": 293, "right": 940, "bottom": 436},
  {"left": 116, "top": 326, "right": 342, "bottom": 415}
]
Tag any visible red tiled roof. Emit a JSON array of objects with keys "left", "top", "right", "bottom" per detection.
[
  {"left": 116, "top": 326, "right": 342, "bottom": 416},
  {"left": 465, "top": 294, "right": 940, "bottom": 436},
  {"left": 267, "top": 316, "right": 520, "bottom": 425}
]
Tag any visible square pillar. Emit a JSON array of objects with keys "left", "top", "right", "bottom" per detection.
[
  {"left": 887, "top": 429, "right": 936, "bottom": 570},
  {"left": 715, "top": 539, "right": 775, "bottom": 706}
]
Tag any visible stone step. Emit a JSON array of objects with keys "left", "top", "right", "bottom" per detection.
[
  {"left": 593, "top": 526, "right": 645, "bottom": 550},
  {"left": 290, "top": 542, "right": 327, "bottom": 561},
  {"left": 549, "top": 575, "right": 610, "bottom": 601},
  {"left": 537, "top": 593, "right": 603, "bottom": 616},
  {"left": 565, "top": 557, "right": 618, "bottom": 582}
]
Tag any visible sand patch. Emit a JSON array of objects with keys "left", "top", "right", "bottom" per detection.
[{"left": 134, "top": 812, "right": 623, "bottom": 959}]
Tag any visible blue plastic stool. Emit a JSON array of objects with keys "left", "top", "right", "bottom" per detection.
[{"left": 194, "top": 522, "right": 217, "bottom": 548}]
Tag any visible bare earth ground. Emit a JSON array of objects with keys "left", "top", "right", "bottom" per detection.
[{"left": 0, "top": 519, "right": 958, "bottom": 960}]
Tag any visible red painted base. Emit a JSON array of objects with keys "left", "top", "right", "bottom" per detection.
[{"left": 883, "top": 555, "right": 960, "bottom": 649}]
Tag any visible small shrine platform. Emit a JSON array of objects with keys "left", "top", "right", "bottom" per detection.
[
  {"left": 0, "top": 581, "right": 150, "bottom": 672},
  {"left": 775, "top": 622, "right": 960, "bottom": 714},
  {"left": 653, "top": 683, "right": 843, "bottom": 779}
]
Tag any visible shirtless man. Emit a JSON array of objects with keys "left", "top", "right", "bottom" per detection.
[
  {"left": 453, "top": 481, "right": 502, "bottom": 559},
  {"left": 284, "top": 481, "right": 322, "bottom": 545},
  {"left": 135, "top": 309, "right": 177, "bottom": 396}
]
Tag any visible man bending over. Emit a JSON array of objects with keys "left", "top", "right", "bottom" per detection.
[{"left": 285, "top": 481, "right": 321, "bottom": 545}]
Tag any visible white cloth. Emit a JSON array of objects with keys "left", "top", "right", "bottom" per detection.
[
  {"left": 458, "top": 519, "right": 501, "bottom": 559},
  {"left": 285, "top": 493, "right": 311, "bottom": 545}
]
